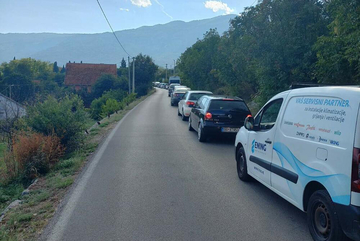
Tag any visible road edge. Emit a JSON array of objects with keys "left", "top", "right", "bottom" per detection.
[{"left": 39, "top": 90, "right": 156, "bottom": 241}]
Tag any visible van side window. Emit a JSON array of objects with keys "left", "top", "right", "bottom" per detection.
[
  {"left": 259, "top": 99, "right": 283, "bottom": 130},
  {"left": 201, "top": 98, "right": 207, "bottom": 109},
  {"left": 196, "top": 97, "right": 203, "bottom": 108}
]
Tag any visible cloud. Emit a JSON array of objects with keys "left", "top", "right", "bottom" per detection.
[
  {"left": 153, "top": 0, "right": 173, "bottom": 20},
  {"left": 119, "top": 8, "right": 130, "bottom": 12},
  {"left": 130, "top": 0, "right": 152, "bottom": 7},
  {"left": 204, "top": 1, "right": 235, "bottom": 14}
]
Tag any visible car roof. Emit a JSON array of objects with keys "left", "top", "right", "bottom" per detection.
[
  {"left": 187, "top": 90, "right": 213, "bottom": 94},
  {"left": 202, "top": 95, "right": 244, "bottom": 101},
  {"left": 174, "top": 88, "right": 190, "bottom": 92}
]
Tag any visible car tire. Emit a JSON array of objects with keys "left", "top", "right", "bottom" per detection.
[
  {"left": 236, "top": 147, "right": 250, "bottom": 181},
  {"left": 197, "top": 123, "right": 206, "bottom": 142},
  {"left": 178, "top": 108, "right": 181, "bottom": 116},
  {"left": 307, "top": 190, "right": 346, "bottom": 241},
  {"left": 181, "top": 109, "right": 187, "bottom": 121},
  {"left": 188, "top": 117, "right": 194, "bottom": 131}
]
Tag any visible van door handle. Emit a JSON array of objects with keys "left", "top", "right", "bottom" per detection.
[{"left": 265, "top": 140, "right": 272, "bottom": 144}]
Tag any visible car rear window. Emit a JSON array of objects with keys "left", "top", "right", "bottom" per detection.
[
  {"left": 174, "top": 93, "right": 185, "bottom": 98},
  {"left": 189, "top": 93, "right": 211, "bottom": 101},
  {"left": 208, "top": 100, "right": 249, "bottom": 112}
]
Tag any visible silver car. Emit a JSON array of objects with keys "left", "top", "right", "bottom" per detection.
[{"left": 177, "top": 91, "right": 213, "bottom": 120}]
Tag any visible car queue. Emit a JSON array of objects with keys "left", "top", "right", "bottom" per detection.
[{"left": 159, "top": 84, "right": 360, "bottom": 241}]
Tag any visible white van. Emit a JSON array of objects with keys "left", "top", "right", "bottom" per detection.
[{"left": 235, "top": 87, "right": 360, "bottom": 241}]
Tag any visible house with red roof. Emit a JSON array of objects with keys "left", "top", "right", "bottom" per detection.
[{"left": 64, "top": 63, "right": 117, "bottom": 92}]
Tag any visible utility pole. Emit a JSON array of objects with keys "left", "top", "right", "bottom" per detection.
[
  {"left": 128, "top": 56, "right": 131, "bottom": 94},
  {"left": 165, "top": 64, "right": 168, "bottom": 82},
  {"left": 173, "top": 60, "right": 176, "bottom": 75},
  {"left": 132, "top": 57, "right": 135, "bottom": 93}
]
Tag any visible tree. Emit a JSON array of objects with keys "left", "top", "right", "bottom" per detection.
[
  {"left": 53, "top": 61, "right": 59, "bottom": 73},
  {"left": 91, "top": 74, "right": 123, "bottom": 99},
  {"left": 60, "top": 65, "right": 66, "bottom": 73},
  {"left": 121, "top": 58, "right": 127, "bottom": 68},
  {"left": 131, "top": 54, "right": 158, "bottom": 96},
  {"left": 314, "top": 0, "right": 360, "bottom": 84},
  {"left": 2, "top": 74, "right": 34, "bottom": 103}
]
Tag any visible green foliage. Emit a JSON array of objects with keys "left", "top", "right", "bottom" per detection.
[
  {"left": 90, "top": 89, "right": 127, "bottom": 120},
  {"left": 26, "top": 95, "right": 89, "bottom": 151},
  {"left": 60, "top": 65, "right": 66, "bottom": 73},
  {"left": 1, "top": 73, "right": 34, "bottom": 103},
  {"left": 131, "top": 54, "right": 158, "bottom": 96},
  {"left": 54, "top": 73, "right": 65, "bottom": 86},
  {"left": 178, "top": 0, "right": 356, "bottom": 106},
  {"left": 92, "top": 74, "right": 126, "bottom": 100},
  {"left": 101, "top": 99, "right": 121, "bottom": 117},
  {"left": 121, "top": 58, "right": 127, "bottom": 68},
  {"left": 53, "top": 61, "right": 59, "bottom": 73},
  {"left": 0, "top": 58, "right": 63, "bottom": 103},
  {"left": 314, "top": 0, "right": 360, "bottom": 84}
]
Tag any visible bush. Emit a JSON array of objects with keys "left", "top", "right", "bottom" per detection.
[
  {"left": 12, "top": 132, "right": 64, "bottom": 181},
  {"left": 90, "top": 92, "right": 135, "bottom": 120},
  {"left": 122, "top": 93, "right": 137, "bottom": 106},
  {"left": 26, "top": 95, "right": 89, "bottom": 152},
  {"left": 101, "top": 99, "right": 121, "bottom": 117}
]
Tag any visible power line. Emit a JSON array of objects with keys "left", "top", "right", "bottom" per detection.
[{"left": 96, "top": 0, "right": 131, "bottom": 57}]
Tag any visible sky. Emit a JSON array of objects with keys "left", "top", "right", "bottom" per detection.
[{"left": 0, "top": 0, "right": 256, "bottom": 34}]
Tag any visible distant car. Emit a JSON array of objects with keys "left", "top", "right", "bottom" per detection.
[
  {"left": 170, "top": 88, "right": 190, "bottom": 106},
  {"left": 168, "top": 83, "right": 181, "bottom": 97},
  {"left": 160, "top": 83, "right": 166, "bottom": 88},
  {"left": 172, "top": 85, "right": 189, "bottom": 97},
  {"left": 188, "top": 95, "right": 251, "bottom": 142},
  {"left": 178, "top": 91, "right": 213, "bottom": 121}
]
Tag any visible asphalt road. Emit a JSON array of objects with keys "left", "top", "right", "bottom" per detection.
[{"left": 44, "top": 88, "right": 312, "bottom": 241}]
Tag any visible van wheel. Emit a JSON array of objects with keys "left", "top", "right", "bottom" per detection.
[
  {"left": 307, "top": 190, "right": 346, "bottom": 241},
  {"left": 236, "top": 147, "right": 250, "bottom": 181},
  {"left": 197, "top": 123, "right": 206, "bottom": 142},
  {"left": 188, "top": 117, "right": 194, "bottom": 131}
]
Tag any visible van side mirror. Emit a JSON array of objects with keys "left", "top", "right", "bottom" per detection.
[{"left": 244, "top": 116, "right": 254, "bottom": 130}]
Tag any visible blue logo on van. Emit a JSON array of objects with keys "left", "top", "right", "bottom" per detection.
[{"left": 252, "top": 140, "right": 267, "bottom": 153}]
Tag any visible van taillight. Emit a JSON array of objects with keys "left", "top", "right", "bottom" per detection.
[
  {"left": 352, "top": 148, "right": 360, "bottom": 193},
  {"left": 205, "top": 112, "right": 213, "bottom": 120}
]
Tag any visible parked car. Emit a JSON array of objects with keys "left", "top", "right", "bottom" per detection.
[
  {"left": 188, "top": 95, "right": 251, "bottom": 142},
  {"left": 178, "top": 91, "right": 213, "bottom": 121},
  {"left": 235, "top": 87, "right": 360, "bottom": 241},
  {"left": 170, "top": 88, "right": 190, "bottom": 106},
  {"left": 168, "top": 83, "right": 180, "bottom": 97}
]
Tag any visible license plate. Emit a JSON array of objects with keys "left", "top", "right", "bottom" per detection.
[{"left": 221, "top": 127, "right": 239, "bottom": 133}]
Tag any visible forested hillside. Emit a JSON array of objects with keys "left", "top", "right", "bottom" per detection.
[{"left": 177, "top": 0, "right": 359, "bottom": 107}]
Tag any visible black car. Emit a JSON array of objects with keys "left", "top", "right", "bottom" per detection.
[{"left": 188, "top": 96, "right": 251, "bottom": 142}]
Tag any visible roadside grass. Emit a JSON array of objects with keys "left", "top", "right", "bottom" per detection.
[{"left": 0, "top": 89, "right": 155, "bottom": 241}]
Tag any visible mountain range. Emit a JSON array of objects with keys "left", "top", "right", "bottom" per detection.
[{"left": 0, "top": 15, "right": 236, "bottom": 67}]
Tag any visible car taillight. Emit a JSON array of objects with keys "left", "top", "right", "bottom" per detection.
[
  {"left": 186, "top": 101, "right": 195, "bottom": 107},
  {"left": 205, "top": 112, "right": 212, "bottom": 120},
  {"left": 352, "top": 147, "right": 360, "bottom": 193}
]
